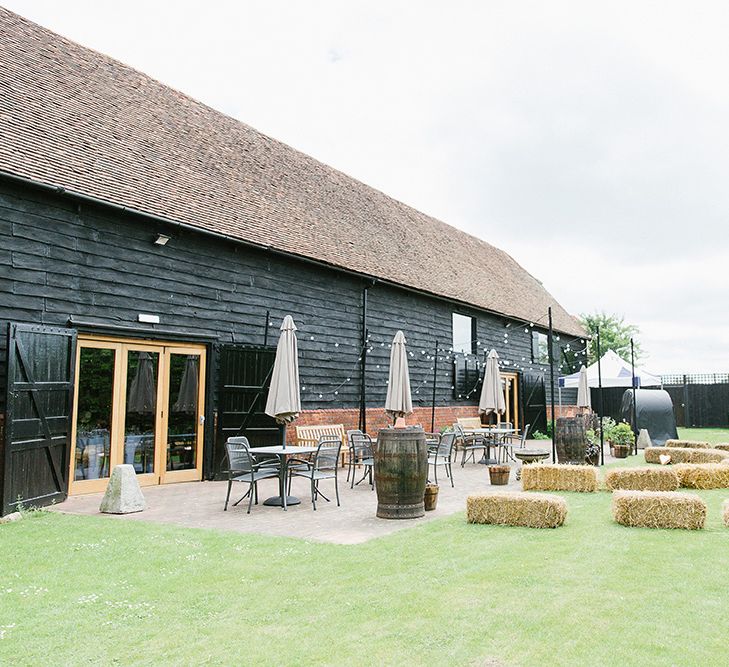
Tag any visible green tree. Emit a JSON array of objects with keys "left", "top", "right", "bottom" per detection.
[{"left": 579, "top": 312, "right": 641, "bottom": 365}]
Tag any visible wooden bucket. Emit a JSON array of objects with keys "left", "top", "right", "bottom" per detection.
[
  {"left": 374, "top": 427, "right": 428, "bottom": 519},
  {"left": 555, "top": 417, "right": 587, "bottom": 464},
  {"left": 424, "top": 484, "right": 439, "bottom": 511},
  {"left": 489, "top": 465, "right": 510, "bottom": 485}
]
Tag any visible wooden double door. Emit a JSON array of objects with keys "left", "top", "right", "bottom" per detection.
[{"left": 69, "top": 337, "right": 206, "bottom": 494}]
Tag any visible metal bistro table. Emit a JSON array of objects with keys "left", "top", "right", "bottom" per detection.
[
  {"left": 252, "top": 445, "right": 319, "bottom": 510},
  {"left": 464, "top": 427, "right": 516, "bottom": 465}
]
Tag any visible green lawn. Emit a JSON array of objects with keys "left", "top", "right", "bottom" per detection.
[
  {"left": 2, "top": 431, "right": 729, "bottom": 666},
  {"left": 678, "top": 427, "right": 729, "bottom": 444}
]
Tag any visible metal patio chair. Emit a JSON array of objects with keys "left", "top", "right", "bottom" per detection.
[
  {"left": 289, "top": 439, "right": 342, "bottom": 510},
  {"left": 223, "top": 437, "right": 280, "bottom": 514},
  {"left": 348, "top": 432, "right": 375, "bottom": 489},
  {"left": 453, "top": 423, "right": 488, "bottom": 467},
  {"left": 345, "top": 429, "right": 364, "bottom": 482},
  {"left": 428, "top": 431, "right": 456, "bottom": 487},
  {"left": 500, "top": 424, "right": 530, "bottom": 463}
]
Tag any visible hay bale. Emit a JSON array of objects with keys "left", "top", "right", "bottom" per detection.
[
  {"left": 604, "top": 467, "right": 679, "bottom": 491},
  {"left": 521, "top": 464, "right": 598, "bottom": 492},
  {"left": 467, "top": 492, "right": 567, "bottom": 528},
  {"left": 644, "top": 447, "right": 729, "bottom": 465},
  {"left": 665, "top": 439, "right": 710, "bottom": 449},
  {"left": 714, "top": 443, "right": 729, "bottom": 452},
  {"left": 723, "top": 500, "right": 729, "bottom": 527},
  {"left": 612, "top": 491, "right": 706, "bottom": 530},
  {"left": 674, "top": 464, "right": 729, "bottom": 489}
]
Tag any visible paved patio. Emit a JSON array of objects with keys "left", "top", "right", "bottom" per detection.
[{"left": 52, "top": 454, "right": 534, "bottom": 545}]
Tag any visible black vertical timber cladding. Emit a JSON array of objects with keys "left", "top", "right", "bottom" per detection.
[{"left": 0, "top": 178, "right": 582, "bottom": 433}]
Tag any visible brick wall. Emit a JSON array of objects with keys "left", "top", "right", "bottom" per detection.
[
  {"left": 289, "top": 405, "right": 481, "bottom": 442},
  {"left": 547, "top": 406, "right": 588, "bottom": 419}
]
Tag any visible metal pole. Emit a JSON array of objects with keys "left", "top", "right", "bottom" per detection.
[
  {"left": 597, "top": 327, "right": 605, "bottom": 465},
  {"left": 548, "top": 307, "right": 556, "bottom": 463},
  {"left": 431, "top": 340, "right": 438, "bottom": 432},
  {"left": 359, "top": 287, "right": 369, "bottom": 432},
  {"left": 631, "top": 337, "right": 637, "bottom": 454},
  {"left": 263, "top": 309, "right": 270, "bottom": 347}
]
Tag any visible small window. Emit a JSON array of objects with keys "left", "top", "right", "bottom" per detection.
[
  {"left": 452, "top": 313, "right": 475, "bottom": 355},
  {"left": 531, "top": 331, "right": 549, "bottom": 365}
]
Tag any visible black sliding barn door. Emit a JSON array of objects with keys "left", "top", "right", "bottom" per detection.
[
  {"left": 2, "top": 324, "right": 76, "bottom": 515},
  {"left": 522, "top": 372, "right": 547, "bottom": 436},
  {"left": 213, "top": 345, "right": 282, "bottom": 477}
]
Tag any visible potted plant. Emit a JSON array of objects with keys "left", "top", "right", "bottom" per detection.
[
  {"left": 610, "top": 422, "right": 635, "bottom": 459},
  {"left": 584, "top": 429, "right": 600, "bottom": 466}
]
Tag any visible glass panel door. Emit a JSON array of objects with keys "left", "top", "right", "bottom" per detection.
[
  {"left": 162, "top": 348, "right": 205, "bottom": 483},
  {"left": 122, "top": 348, "right": 161, "bottom": 482},
  {"left": 70, "top": 337, "right": 206, "bottom": 494},
  {"left": 70, "top": 341, "right": 123, "bottom": 494}
]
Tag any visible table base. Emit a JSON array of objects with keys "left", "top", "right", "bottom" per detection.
[{"left": 263, "top": 495, "right": 301, "bottom": 507}]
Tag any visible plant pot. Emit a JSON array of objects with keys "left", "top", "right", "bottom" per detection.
[
  {"left": 489, "top": 465, "right": 510, "bottom": 485},
  {"left": 585, "top": 452, "right": 600, "bottom": 466},
  {"left": 424, "top": 484, "right": 439, "bottom": 511},
  {"left": 612, "top": 444, "right": 630, "bottom": 459}
]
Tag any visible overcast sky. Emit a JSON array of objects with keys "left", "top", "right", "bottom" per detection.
[{"left": 6, "top": 1, "right": 729, "bottom": 373}]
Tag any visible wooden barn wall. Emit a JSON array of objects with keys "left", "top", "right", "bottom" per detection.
[{"left": 0, "top": 179, "right": 579, "bottom": 416}]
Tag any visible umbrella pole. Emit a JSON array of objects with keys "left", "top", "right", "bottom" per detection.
[
  {"left": 597, "top": 327, "right": 604, "bottom": 465},
  {"left": 631, "top": 338, "right": 637, "bottom": 455},
  {"left": 548, "top": 307, "right": 556, "bottom": 463}
]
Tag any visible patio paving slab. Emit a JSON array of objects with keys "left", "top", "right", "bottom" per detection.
[{"left": 52, "top": 457, "right": 526, "bottom": 545}]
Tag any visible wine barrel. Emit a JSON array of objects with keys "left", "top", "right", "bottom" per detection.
[
  {"left": 555, "top": 416, "right": 587, "bottom": 464},
  {"left": 374, "top": 427, "right": 428, "bottom": 519}
]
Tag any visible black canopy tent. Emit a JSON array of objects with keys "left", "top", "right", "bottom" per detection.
[{"left": 620, "top": 388, "right": 678, "bottom": 446}]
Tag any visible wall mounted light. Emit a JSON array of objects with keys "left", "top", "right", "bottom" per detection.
[{"left": 154, "top": 233, "right": 170, "bottom": 246}]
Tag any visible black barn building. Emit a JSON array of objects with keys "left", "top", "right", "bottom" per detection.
[{"left": 0, "top": 9, "right": 585, "bottom": 514}]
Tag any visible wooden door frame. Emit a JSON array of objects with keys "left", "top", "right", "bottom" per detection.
[
  {"left": 68, "top": 335, "right": 206, "bottom": 495},
  {"left": 501, "top": 372, "right": 520, "bottom": 432},
  {"left": 160, "top": 346, "right": 206, "bottom": 485}
]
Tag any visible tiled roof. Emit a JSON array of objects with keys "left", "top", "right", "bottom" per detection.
[{"left": 0, "top": 8, "right": 584, "bottom": 336}]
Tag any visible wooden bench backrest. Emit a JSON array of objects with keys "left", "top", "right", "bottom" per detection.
[
  {"left": 295, "top": 424, "right": 347, "bottom": 447},
  {"left": 456, "top": 417, "right": 482, "bottom": 429}
]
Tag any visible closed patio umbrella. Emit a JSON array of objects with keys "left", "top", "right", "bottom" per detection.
[
  {"left": 127, "top": 351, "right": 156, "bottom": 414},
  {"left": 173, "top": 355, "right": 199, "bottom": 413},
  {"left": 576, "top": 365, "right": 591, "bottom": 411},
  {"left": 265, "top": 316, "right": 301, "bottom": 445},
  {"left": 479, "top": 349, "right": 506, "bottom": 416},
  {"left": 385, "top": 330, "right": 413, "bottom": 421}
]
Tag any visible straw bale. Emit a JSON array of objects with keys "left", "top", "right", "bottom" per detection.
[
  {"left": 612, "top": 491, "right": 706, "bottom": 530},
  {"left": 467, "top": 492, "right": 566, "bottom": 528},
  {"left": 604, "top": 467, "right": 679, "bottom": 492},
  {"left": 644, "top": 447, "right": 729, "bottom": 465},
  {"left": 723, "top": 500, "right": 729, "bottom": 527},
  {"left": 674, "top": 464, "right": 729, "bottom": 489},
  {"left": 665, "top": 439, "right": 710, "bottom": 449},
  {"left": 521, "top": 464, "right": 598, "bottom": 492},
  {"left": 714, "top": 443, "right": 729, "bottom": 452}
]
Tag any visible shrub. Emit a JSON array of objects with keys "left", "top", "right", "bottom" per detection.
[
  {"left": 604, "top": 467, "right": 679, "bottom": 492},
  {"left": 611, "top": 422, "right": 635, "bottom": 447},
  {"left": 611, "top": 491, "right": 706, "bottom": 530},
  {"left": 674, "top": 464, "right": 729, "bottom": 489},
  {"left": 521, "top": 464, "right": 598, "bottom": 492},
  {"left": 531, "top": 430, "right": 550, "bottom": 440},
  {"left": 644, "top": 447, "right": 729, "bottom": 465},
  {"left": 666, "top": 439, "right": 710, "bottom": 449},
  {"left": 466, "top": 492, "right": 567, "bottom": 528}
]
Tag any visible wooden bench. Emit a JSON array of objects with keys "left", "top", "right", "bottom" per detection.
[
  {"left": 295, "top": 424, "right": 348, "bottom": 464},
  {"left": 456, "top": 417, "right": 483, "bottom": 429}
]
